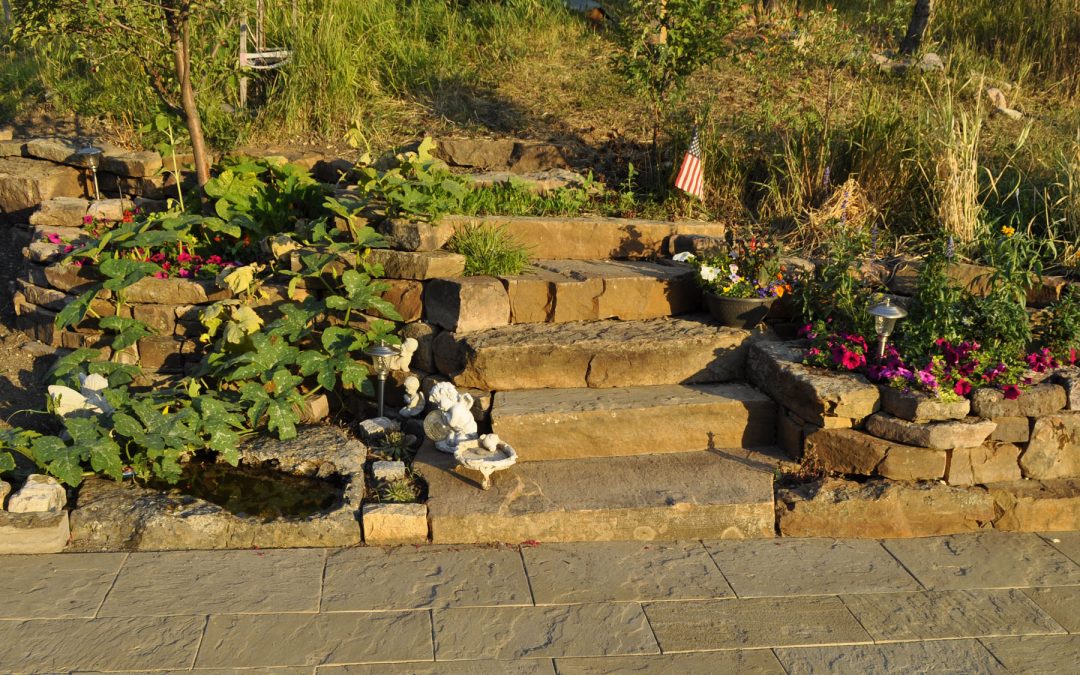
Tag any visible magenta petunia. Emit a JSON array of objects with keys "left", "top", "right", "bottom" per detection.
[
  {"left": 953, "top": 380, "right": 972, "bottom": 396},
  {"left": 1002, "top": 385, "right": 1021, "bottom": 400}
]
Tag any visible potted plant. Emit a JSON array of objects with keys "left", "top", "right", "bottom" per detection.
[{"left": 678, "top": 235, "right": 791, "bottom": 328}]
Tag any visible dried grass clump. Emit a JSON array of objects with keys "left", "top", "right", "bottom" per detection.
[{"left": 805, "top": 178, "right": 877, "bottom": 248}]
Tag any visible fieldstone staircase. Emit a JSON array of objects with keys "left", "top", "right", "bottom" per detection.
[{"left": 406, "top": 215, "right": 784, "bottom": 543}]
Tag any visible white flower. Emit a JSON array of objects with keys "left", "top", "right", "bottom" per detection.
[
  {"left": 699, "top": 265, "right": 721, "bottom": 282},
  {"left": 672, "top": 252, "right": 696, "bottom": 262}
]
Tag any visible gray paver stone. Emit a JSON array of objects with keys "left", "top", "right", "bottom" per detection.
[
  {"left": 982, "top": 635, "right": 1080, "bottom": 673},
  {"left": 1023, "top": 586, "right": 1080, "bottom": 632},
  {"left": 0, "top": 553, "right": 124, "bottom": 619},
  {"left": 522, "top": 541, "right": 733, "bottom": 604},
  {"left": 705, "top": 538, "right": 921, "bottom": 597},
  {"left": 434, "top": 604, "right": 659, "bottom": 660},
  {"left": 883, "top": 532, "right": 1080, "bottom": 590},
  {"left": 774, "top": 640, "right": 1007, "bottom": 675},
  {"left": 554, "top": 651, "right": 786, "bottom": 675},
  {"left": 99, "top": 549, "right": 325, "bottom": 616},
  {"left": 643, "top": 596, "right": 871, "bottom": 651},
  {"left": 841, "top": 589, "right": 1066, "bottom": 641},
  {"left": 322, "top": 546, "right": 531, "bottom": 610},
  {"left": 196, "top": 612, "right": 432, "bottom": 668}
]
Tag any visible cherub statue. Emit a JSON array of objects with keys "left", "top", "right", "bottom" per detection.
[
  {"left": 387, "top": 337, "right": 418, "bottom": 372},
  {"left": 399, "top": 375, "right": 425, "bottom": 418}
]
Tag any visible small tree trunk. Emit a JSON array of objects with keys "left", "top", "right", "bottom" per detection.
[
  {"left": 900, "top": 0, "right": 933, "bottom": 55},
  {"left": 173, "top": 21, "right": 211, "bottom": 186}
]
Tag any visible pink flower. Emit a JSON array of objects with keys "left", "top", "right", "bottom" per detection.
[
  {"left": 206, "top": 255, "right": 223, "bottom": 265},
  {"left": 46, "top": 233, "right": 63, "bottom": 244},
  {"left": 177, "top": 252, "right": 192, "bottom": 263},
  {"left": 178, "top": 268, "right": 191, "bottom": 278},
  {"left": 161, "top": 262, "right": 171, "bottom": 271},
  {"left": 150, "top": 253, "right": 166, "bottom": 263},
  {"left": 1002, "top": 385, "right": 1021, "bottom": 400},
  {"left": 840, "top": 350, "right": 864, "bottom": 370},
  {"left": 72, "top": 259, "right": 85, "bottom": 267},
  {"left": 63, "top": 245, "right": 74, "bottom": 253},
  {"left": 154, "top": 271, "right": 168, "bottom": 279},
  {"left": 953, "top": 380, "right": 972, "bottom": 396},
  {"left": 82, "top": 215, "right": 93, "bottom": 225}
]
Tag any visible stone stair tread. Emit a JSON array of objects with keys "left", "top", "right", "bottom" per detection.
[
  {"left": 490, "top": 383, "right": 777, "bottom": 460},
  {"left": 529, "top": 257, "right": 690, "bottom": 281},
  {"left": 415, "top": 444, "right": 777, "bottom": 543},
  {"left": 434, "top": 315, "right": 763, "bottom": 390},
  {"left": 382, "top": 213, "right": 725, "bottom": 259}
]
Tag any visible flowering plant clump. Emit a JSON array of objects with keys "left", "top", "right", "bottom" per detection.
[
  {"left": 676, "top": 235, "right": 792, "bottom": 299},
  {"left": 800, "top": 321, "right": 1038, "bottom": 401}
]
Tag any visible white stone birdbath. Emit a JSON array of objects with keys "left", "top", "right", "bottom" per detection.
[{"left": 453, "top": 434, "right": 518, "bottom": 490}]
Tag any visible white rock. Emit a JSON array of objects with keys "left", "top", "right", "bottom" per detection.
[
  {"left": 372, "top": 460, "right": 407, "bottom": 481},
  {"left": 7, "top": 475, "right": 67, "bottom": 513},
  {"left": 358, "top": 417, "right": 400, "bottom": 440}
]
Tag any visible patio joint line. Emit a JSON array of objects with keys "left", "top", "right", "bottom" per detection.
[
  {"left": 518, "top": 545, "right": 538, "bottom": 606},
  {"left": 93, "top": 552, "right": 129, "bottom": 619},
  {"left": 770, "top": 647, "right": 794, "bottom": 675},
  {"left": 835, "top": 593, "right": 880, "bottom": 645},
  {"left": 189, "top": 614, "right": 211, "bottom": 670},
  {"left": 316, "top": 548, "right": 329, "bottom": 613},
  {"left": 975, "top": 636, "right": 1017, "bottom": 671},
  {"left": 428, "top": 608, "right": 437, "bottom": 662},
  {"left": 1041, "top": 534, "right": 1080, "bottom": 567},
  {"left": 698, "top": 539, "right": 738, "bottom": 598},
  {"left": 876, "top": 540, "right": 929, "bottom": 591},
  {"left": 638, "top": 601, "right": 665, "bottom": 655}
]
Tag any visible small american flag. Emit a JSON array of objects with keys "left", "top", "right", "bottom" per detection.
[{"left": 674, "top": 128, "right": 704, "bottom": 199}]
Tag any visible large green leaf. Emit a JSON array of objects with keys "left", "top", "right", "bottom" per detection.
[{"left": 54, "top": 289, "right": 102, "bottom": 331}]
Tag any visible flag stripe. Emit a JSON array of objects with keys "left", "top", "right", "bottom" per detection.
[{"left": 674, "top": 129, "right": 704, "bottom": 198}]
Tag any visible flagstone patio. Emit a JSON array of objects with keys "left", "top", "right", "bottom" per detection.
[{"left": 2, "top": 530, "right": 1079, "bottom": 673}]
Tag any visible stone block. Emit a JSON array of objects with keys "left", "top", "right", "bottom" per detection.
[
  {"left": 879, "top": 387, "right": 970, "bottom": 422},
  {"left": 875, "top": 444, "right": 949, "bottom": 481},
  {"left": 990, "top": 416, "right": 1031, "bottom": 443},
  {"left": 509, "top": 141, "right": 569, "bottom": 172},
  {"left": 137, "top": 336, "right": 197, "bottom": 372},
  {"left": 86, "top": 197, "right": 135, "bottom": 222},
  {"left": 7, "top": 474, "right": 67, "bottom": 513},
  {"left": 24, "top": 137, "right": 83, "bottom": 164},
  {"left": 132, "top": 304, "right": 178, "bottom": 335},
  {"left": 988, "top": 479, "right": 1080, "bottom": 531},
  {"left": 24, "top": 240, "right": 66, "bottom": 263},
  {"left": 0, "top": 156, "right": 84, "bottom": 220},
  {"left": 13, "top": 299, "right": 59, "bottom": 346},
  {"left": 946, "top": 443, "right": 1023, "bottom": 486},
  {"left": 29, "top": 196, "right": 90, "bottom": 227},
  {"left": 776, "top": 478, "right": 996, "bottom": 538},
  {"left": 0, "top": 509, "right": 70, "bottom": 554},
  {"left": 400, "top": 321, "right": 439, "bottom": 374},
  {"left": 865, "top": 413, "right": 996, "bottom": 450},
  {"left": 101, "top": 150, "right": 163, "bottom": 177},
  {"left": 971, "top": 383, "right": 1067, "bottom": 419},
  {"left": 43, "top": 263, "right": 104, "bottom": 294},
  {"left": 806, "top": 428, "right": 946, "bottom": 480},
  {"left": 436, "top": 137, "right": 517, "bottom": 169},
  {"left": 747, "top": 341, "right": 879, "bottom": 427},
  {"left": 435, "top": 316, "right": 752, "bottom": 391},
  {"left": 535, "top": 259, "right": 700, "bottom": 322},
  {"left": 1021, "top": 412, "right": 1080, "bottom": 479},
  {"left": 16, "top": 280, "right": 69, "bottom": 312},
  {"left": 492, "top": 383, "right": 776, "bottom": 460},
  {"left": 778, "top": 410, "right": 805, "bottom": 458},
  {"left": 380, "top": 218, "right": 456, "bottom": 252},
  {"left": 1051, "top": 366, "right": 1080, "bottom": 411},
  {"left": 0, "top": 480, "right": 9, "bottom": 509},
  {"left": 372, "top": 460, "right": 407, "bottom": 481},
  {"left": 124, "top": 276, "right": 225, "bottom": 305},
  {"left": 367, "top": 249, "right": 465, "bottom": 280},
  {"left": 379, "top": 279, "right": 423, "bottom": 323},
  {"left": 424, "top": 276, "right": 510, "bottom": 333},
  {"left": 362, "top": 503, "right": 428, "bottom": 544},
  {"left": 500, "top": 269, "right": 561, "bottom": 323}
]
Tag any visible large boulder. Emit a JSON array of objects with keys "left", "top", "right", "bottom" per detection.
[{"left": 1021, "top": 412, "right": 1080, "bottom": 479}]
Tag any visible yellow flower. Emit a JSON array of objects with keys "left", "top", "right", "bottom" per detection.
[{"left": 1001, "top": 225, "right": 1016, "bottom": 237}]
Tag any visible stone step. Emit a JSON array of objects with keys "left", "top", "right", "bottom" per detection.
[
  {"left": 425, "top": 259, "right": 701, "bottom": 332},
  {"left": 433, "top": 315, "right": 760, "bottom": 391},
  {"left": 381, "top": 214, "right": 725, "bottom": 260},
  {"left": 415, "top": 444, "right": 777, "bottom": 544},
  {"left": 491, "top": 383, "right": 777, "bottom": 460}
]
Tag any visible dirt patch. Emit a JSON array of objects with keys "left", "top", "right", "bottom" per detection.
[{"left": 0, "top": 226, "right": 52, "bottom": 435}]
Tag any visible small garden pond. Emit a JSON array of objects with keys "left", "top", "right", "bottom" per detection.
[{"left": 147, "top": 459, "right": 345, "bottom": 521}]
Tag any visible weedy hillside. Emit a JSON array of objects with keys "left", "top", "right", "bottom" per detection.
[{"left": 1, "top": 0, "right": 1078, "bottom": 268}]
